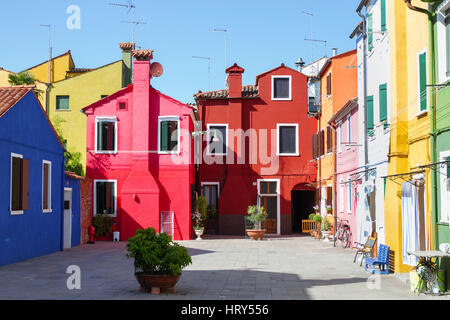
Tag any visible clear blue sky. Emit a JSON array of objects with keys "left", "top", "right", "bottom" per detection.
[{"left": 0, "top": 0, "right": 361, "bottom": 103}]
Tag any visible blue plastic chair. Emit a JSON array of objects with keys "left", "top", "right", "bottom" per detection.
[{"left": 364, "top": 244, "right": 390, "bottom": 274}]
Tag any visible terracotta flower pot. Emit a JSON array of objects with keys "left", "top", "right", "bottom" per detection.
[
  {"left": 135, "top": 273, "right": 181, "bottom": 293},
  {"left": 246, "top": 229, "right": 266, "bottom": 240}
]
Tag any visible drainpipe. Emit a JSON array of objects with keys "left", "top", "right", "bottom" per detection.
[
  {"left": 403, "top": 0, "right": 438, "bottom": 250},
  {"left": 356, "top": 6, "right": 369, "bottom": 183}
]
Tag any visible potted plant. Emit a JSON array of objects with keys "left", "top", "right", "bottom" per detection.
[
  {"left": 308, "top": 213, "right": 317, "bottom": 237},
  {"left": 313, "top": 215, "right": 322, "bottom": 239},
  {"left": 313, "top": 205, "right": 320, "bottom": 214},
  {"left": 192, "top": 196, "right": 207, "bottom": 240},
  {"left": 126, "top": 228, "right": 192, "bottom": 294},
  {"left": 326, "top": 205, "right": 332, "bottom": 215},
  {"left": 245, "top": 205, "right": 268, "bottom": 240},
  {"left": 92, "top": 214, "right": 114, "bottom": 241},
  {"left": 321, "top": 216, "right": 332, "bottom": 241}
]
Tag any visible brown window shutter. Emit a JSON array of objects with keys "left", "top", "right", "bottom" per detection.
[
  {"left": 326, "top": 186, "right": 332, "bottom": 207},
  {"left": 312, "top": 134, "right": 317, "bottom": 159},
  {"left": 11, "top": 157, "right": 22, "bottom": 211},
  {"left": 327, "top": 74, "right": 332, "bottom": 95},
  {"left": 320, "top": 130, "right": 325, "bottom": 156},
  {"left": 326, "top": 127, "right": 331, "bottom": 153},
  {"left": 43, "top": 163, "right": 49, "bottom": 210},
  {"left": 22, "top": 159, "right": 29, "bottom": 211}
]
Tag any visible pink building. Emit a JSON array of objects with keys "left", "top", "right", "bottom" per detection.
[
  {"left": 83, "top": 49, "right": 196, "bottom": 241},
  {"left": 329, "top": 98, "right": 359, "bottom": 245}
]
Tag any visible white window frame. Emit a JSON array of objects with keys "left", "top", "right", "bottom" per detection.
[
  {"left": 439, "top": 150, "right": 450, "bottom": 224},
  {"left": 347, "top": 178, "right": 352, "bottom": 214},
  {"left": 42, "top": 160, "right": 52, "bottom": 213},
  {"left": 158, "top": 116, "right": 181, "bottom": 155},
  {"left": 257, "top": 178, "right": 281, "bottom": 235},
  {"left": 271, "top": 75, "right": 292, "bottom": 101},
  {"left": 10, "top": 153, "right": 24, "bottom": 216},
  {"left": 436, "top": 1, "right": 450, "bottom": 84},
  {"left": 347, "top": 115, "right": 351, "bottom": 150},
  {"left": 93, "top": 180, "right": 117, "bottom": 217},
  {"left": 206, "top": 123, "right": 228, "bottom": 156},
  {"left": 277, "top": 123, "right": 299, "bottom": 156},
  {"left": 95, "top": 117, "right": 118, "bottom": 154},
  {"left": 416, "top": 48, "right": 428, "bottom": 116},
  {"left": 337, "top": 122, "right": 342, "bottom": 153}
]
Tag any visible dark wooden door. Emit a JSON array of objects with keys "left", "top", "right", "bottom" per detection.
[{"left": 261, "top": 196, "right": 277, "bottom": 234}]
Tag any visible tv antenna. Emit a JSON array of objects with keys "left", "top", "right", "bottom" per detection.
[
  {"left": 40, "top": 24, "right": 52, "bottom": 84},
  {"left": 192, "top": 56, "right": 211, "bottom": 91},
  {"left": 305, "top": 38, "right": 327, "bottom": 58},
  {"left": 302, "top": 11, "right": 314, "bottom": 61},
  {"left": 109, "top": 1, "right": 146, "bottom": 44}
]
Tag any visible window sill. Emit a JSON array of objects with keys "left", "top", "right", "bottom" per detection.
[
  {"left": 272, "top": 98, "right": 292, "bottom": 101},
  {"left": 10, "top": 210, "right": 24, "bottom": 215},
  {"left": 158, "top": 151, "right": 181, "bottom": 155},
  {"left": 56, "top": 109, "right": 71, "bottom": 112},
  {"left": 95, "top": 151, "right": 118, "bottom": 154},
  {"left": 43, "top": 209, "right": 52, "bottom": 214},
  {"left": 416, "top": 109, "right": 428, "bottom": 118},
  {"left": 277, "top": 153, "right": 299, "bottom": 157}
]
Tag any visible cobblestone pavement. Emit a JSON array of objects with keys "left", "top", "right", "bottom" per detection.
[{"left": 0, "top": 235, "right": 448, "bottom": 300}]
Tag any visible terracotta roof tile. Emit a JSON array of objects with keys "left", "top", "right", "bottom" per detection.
[
  {"left": 194, "top": 85, "right": 259, "bottom": 100},
  {"left": 120, "top": 43, "right": 136, "bottom": 51},
  {"left": 0, "top": 86, "right": 33, "bottom": 119},
  {"left": 67, "top": 68, "right": 94, "bottom": 73},
  {"left": 132, "top": 49, "right": 154, "bottom": 60},
  {"left": 65, "top": 171, "right": 85, "bottom": 180}
]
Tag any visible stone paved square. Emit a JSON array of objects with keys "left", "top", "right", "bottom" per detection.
[{"left": 0, "top": 235, "right": 449, "bottom": 300}]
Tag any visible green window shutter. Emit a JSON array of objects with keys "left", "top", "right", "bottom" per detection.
[
  {"left": 379, "top": 83, "right": 388, "bottom": 122},
  {"left": 160, "top": 121, "right": 169, "bottom": 151},
  {"left": 368, "top": 14, "right": 373, "bottom": 51},
  {"left": 446, "top": 156, "right": 450, "bottom": 179},
  {"left": 419, "top": 52, "right": 427, "bottom": 112},
  {"left": 366, "top": 95, "right": 374, "bottom": 132},
  {"left": 381, "top": 0, "right": 386, "bottom": 32}
]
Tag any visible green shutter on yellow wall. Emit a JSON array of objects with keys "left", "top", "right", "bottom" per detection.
[
  {"left": 366, "top": 95, "right": 374, "bottom": 133},
  {"left": 381, "top": 0, "right": 386, "bottom": 32},
  {"left": 379, "top": 84, "right": 387, "bottom": 122},
  {"left": 419, "top": 52, "right": 427, "bottom": 112}
]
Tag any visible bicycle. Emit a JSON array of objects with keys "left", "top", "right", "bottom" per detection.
[{"left": 333, "top": 217, "right": 351, "bottom": 248}]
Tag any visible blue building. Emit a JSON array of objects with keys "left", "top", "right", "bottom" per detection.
[{"left": 0, "top": 86, "right": 68, "bottom": 266}]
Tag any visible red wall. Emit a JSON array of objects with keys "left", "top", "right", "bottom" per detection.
[
  {"left": 85, "top": 59, "right": 194, "bottom": 240},
  {"left": 198, "top": 65, "right": 317, "bottom": 234}
]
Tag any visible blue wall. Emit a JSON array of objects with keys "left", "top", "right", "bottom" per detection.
[
  {"left": 0, "top": 91, "right": 65, "bottom": 266},
  {"left": 65, "top": 177, "right": 81, "bottom": 248}
]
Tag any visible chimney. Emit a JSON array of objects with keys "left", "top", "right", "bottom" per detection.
[
  {"left": 226, "top": 63, "right": 244, "bottom": 99},
  {"left": 332, "top": 48, "right": 338, "bottom": 57},
  {"left": 295, "top": 58, "right": 305, "bottom": 72},
  {"left": 131, "top": 49, "right": 154, "bottom": 169},
  {"left": 120, "top": 42, "right": 135, "bottom": 87}
]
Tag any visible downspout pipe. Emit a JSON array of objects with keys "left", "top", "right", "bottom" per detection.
[
  {"left": 404, "top": 0, "right": 438, "bottom": 250},
  {"left": 356, "top": 6, "right": 369, "bottom": 183}
]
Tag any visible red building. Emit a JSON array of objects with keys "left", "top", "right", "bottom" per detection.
[
  {"left": 194, "top": 63, "right": 317, "bottom": 235},
  {"left": 83, "top": 49, "right": 196, "bottom": 241}
]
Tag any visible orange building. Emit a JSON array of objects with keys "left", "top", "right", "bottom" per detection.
[{"left": 312, "top": 49, "right": 357, "bottom": 222}]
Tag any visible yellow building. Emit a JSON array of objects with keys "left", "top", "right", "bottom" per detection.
[
  {"left": 0, "top": 67, "right": 48, "bottom": 106},
  {"left": 1, "top": 43, "right": 135, "bottom": 174},
  {"left": 46, "top": 43, "right": 135, "bottom": 174},
  {"left": 386, "top": 0, "right": 433, "bottom": 273}
]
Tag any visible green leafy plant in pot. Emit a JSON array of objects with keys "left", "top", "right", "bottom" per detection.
[
  {"left": 321, "top": 216, "right": 332, "bottom": 241},
  {"left": 126, "top": 228, "right": 192, "bottom": 294},
  {"left": 192, "top": 196, "right": 207, "bottom": 240},
  {"left": 246, "top": 205, "right": 268, "bottom": 240},
  {"left": 313, "top": 215, "right": 323, "bottom": 239}
]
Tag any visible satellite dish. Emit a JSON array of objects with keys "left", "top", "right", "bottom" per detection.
[{"left": 150, "top": 62, "right": 164, "bottom": 78}]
